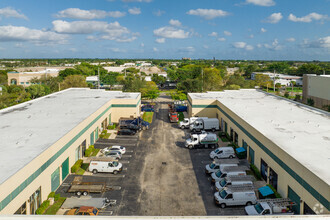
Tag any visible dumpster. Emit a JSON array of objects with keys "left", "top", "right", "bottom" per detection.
[
  {"left": 258, "top": 185, "right": 276, "bottom": 199},
  {"left": 236, "top": 147, "right": 247, "bottom": 159}
]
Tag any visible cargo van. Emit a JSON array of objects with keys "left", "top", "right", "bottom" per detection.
[
  {"left": 89, "top": 160, "right": 122, "bottom": 174},
  {"left": 205, "top": 163, "right": 238, "bottom": 174},
  {"left": 214, "top": 185, "right": 257, "bottom": 208},
  {"left": 211, "top": 166, "right": 248, "bottom": 182},
  {"left": 215, "top": 175, "right": 254, "bottom": 191},
  {"left": 210, "top": 147, "right": 235, "bottom": 159}
]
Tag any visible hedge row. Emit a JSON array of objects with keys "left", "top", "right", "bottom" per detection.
[
  {"left": 35, "top": 200, "right": 50, "bottom": 214},
  {"left": 267, "top": 184, "right": 282, "bottom": 198},
  {"left": 71, "top": 159, "right": 83, "bottom": 173},
  {"left": 250, "top": 164, "right": 262, "bottom": 180},
  {"left": 84, "top": 145, "right": 94, "bottom": 157}
]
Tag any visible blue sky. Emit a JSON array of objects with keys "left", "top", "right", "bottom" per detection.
[{"left": 0, "top": 0, "right": 329, "bottom": 60}]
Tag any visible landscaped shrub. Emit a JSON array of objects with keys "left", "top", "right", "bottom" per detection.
[
  {"left": 267, "top": 184, "right": 282, "bottom": 198},
  {"left": 250, "top": 164, "right": 262, "bottom": 180},
  {"left": 295, "top": 94, "right": 301, "bottom": 101},
  {"left": 71, "top": 159, "right": 83, "bottom": 173},
  {"left": 54, "top": 193, "right": 60, "bottom": 201},
  {"left": 84, "top": 145, "right": 94, "bottom": 157},
  {"left": 47, "top": 192, "right": 55, "bottom": 199},
  {"left": 307, "top": 98, "right": 314, "bottom": 106},
  {"left": 35, "top": 200, "right": 50, "bottom": 214},
  {"left": 284, "top": 92, "right": 289, "bottom": 98},
  {"left": 107, "top": 123, "right": 117, "bottom": 130},
  {"left": 99, "top": 130, "right": 107, "bottom": 138}
]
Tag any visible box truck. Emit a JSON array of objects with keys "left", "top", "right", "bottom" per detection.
[{"left": 190, "top": 118, "right": 219, "bottom": 132}]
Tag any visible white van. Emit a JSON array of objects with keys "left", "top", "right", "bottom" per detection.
[
  {"left": 211, "top": 166, "right": 248, "bottom": 182},
  {"left": 215, "top": 175, "right": 254, "bottom": 191},
  {"left": 214, "top": 185, "right": 257, "bottom": 208},
  {"left": 205, "top": 163, "right": 238, "bottom": 174},
  {"left": 89, "top": 160, "right": 122, "bottom": 174},
  {"left": 210, "top": 147, "right": 235, "bottom": 159}
]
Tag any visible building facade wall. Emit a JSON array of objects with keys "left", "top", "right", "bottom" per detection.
[
  {"left": 0, "top": 96, "right": 141, "bottom": 214},
  {"left": 303, "top": 74, "right": 330, "bottom": 109},
  {"left": 188, "top": 96, "right": 330, "bottom": 214}
]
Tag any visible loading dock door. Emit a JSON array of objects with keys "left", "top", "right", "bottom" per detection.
[
  {"left": 62, "top": 158, "right": 69, "bottom": 181},
  {"left": 51, "top": 168, "right": 60, "bottom": 192},
  {"left": 288, "top": 186, "right": 301, "bottom": 214}
]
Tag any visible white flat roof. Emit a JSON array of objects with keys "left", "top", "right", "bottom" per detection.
[
  {"left": 0, "top": 88, "right": 139, "bottom": 185},
  {"left": 189, "top": 89, "right": 330, "bottom": 185}
]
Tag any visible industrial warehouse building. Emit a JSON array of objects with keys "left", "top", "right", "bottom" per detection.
[
  {"left": 0, "top": 88, "right": 141, "bottom": 214},
  {"left": 188, "top": 89, "right": 330, "bottom": 215}
]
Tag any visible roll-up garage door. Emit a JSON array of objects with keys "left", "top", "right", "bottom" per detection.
[
  {"left": 62, "top": 158, "right": 69, "bottom": 181},
  {"left": 51, "top": 168, "right": 60, "bottom": 192},
  {"left": 288, "top": 186, "right": 301, "bottom": 214}
]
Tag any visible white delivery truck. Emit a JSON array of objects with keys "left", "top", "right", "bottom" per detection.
[
  {"left": 185, "top": 131, "right": 218, "bottom": 149},
  {"left": 210, "top": 147, "right": 236, "bottom": 159},
  {"left": 215, "top": 175, "right": 254, "bottom": 191},
  {"left": 89, "top": 159, "right": 123, "bottom": 174},
  {"left": 179, "top": 117, "right": 208, "bottom": 129},
  {"left": 214, "top": 185, "right": 257, "bottom": 208},
  {"left": 205, "top": 159, "right": 239, "bottom": 174},
  {"left": 245, "top": 198, "right": 295, "bottom": 215},
  {"left": 211, "top": 166, "right": 248, "bottom": 182},
  {"left": 190, "top": 118, "right": 219, "bottom": 132}
]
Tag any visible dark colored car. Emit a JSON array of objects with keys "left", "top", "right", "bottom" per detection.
[
  {"left": 119, "top": 124, "right": 140, "bottom": 131},
  {"left": 117, "top": 129, "right": 136, "bottom": 135}
]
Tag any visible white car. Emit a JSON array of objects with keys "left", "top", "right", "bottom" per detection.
[{"left": 101, "top": 146, "right": 126, "bottom": 155}]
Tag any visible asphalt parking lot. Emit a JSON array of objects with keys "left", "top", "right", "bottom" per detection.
[{"left": 56, "top": 100, "right": 248, "bottom": 216}]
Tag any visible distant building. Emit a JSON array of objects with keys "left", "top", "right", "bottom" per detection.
[
  {"left": 7, "top": 69, "right": 60, "bottom": 87},
  {"left": 122, "top": 63, "right": 136, "bottom": 67},
  {"left": 182, "top": 57, "right": 191, "bottom": 61},
  {"left": 251, "top": 72, "right": 303, "bottom": 86},
  {"left": 226, "top": 67, "right": 240, "bottom": 75},
  {"left": 302, "top": 74, "right": 330, "bottom": 109},
  {"left": 86, "top": 76, "right": 99, "bottom": 86},
  {"left": 104, "top": 66, "right": 126, "bottom": 72}
]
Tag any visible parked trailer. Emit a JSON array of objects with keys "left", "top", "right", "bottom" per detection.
[{"left": 67, "top": 177, "right": 112, "bottom": 196}]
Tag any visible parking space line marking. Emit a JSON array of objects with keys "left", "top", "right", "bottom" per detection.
[
  {"left": 123, "top": 168, "right": 128, "bottom": 171},
  {"left": 122, "top": 155, "right": 132, "bottom": 158},
  {"left": 126, "top": 150, "right": 134, "bottom": 153},
  {"left": 120, "top": 161, "right": 130, "bottom": 164}
]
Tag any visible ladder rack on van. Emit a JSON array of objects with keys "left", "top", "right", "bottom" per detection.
[
  {"left": 222, "top": 166, "right": 249, "bottom": 172},
  {"left": 226, "top": 175, "right": 255, "bottom": 182},
  {"left": 88, "top": 157, "right": 118, "bottom": 162},
  {"left": 224, "top": 185, "right": 257, "bottom": 192},
  {"left": 257, "top": 198, "right": 296, "bottom": 206},
  {"left": 213, "top": 158, "right": 239, "bottom": 165}
]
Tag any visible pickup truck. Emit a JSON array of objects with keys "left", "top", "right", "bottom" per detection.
[{"left": 245, "top": 199, "right": 295, "bottom": 215}]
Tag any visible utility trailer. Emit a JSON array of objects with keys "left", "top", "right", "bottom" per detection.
[{"left": 67, "top": 177, "right": 113, "bottom": 196}]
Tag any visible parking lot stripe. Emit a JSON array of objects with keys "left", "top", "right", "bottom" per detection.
[
  {"left": 99, "top": 211, "right": 113, "bottom": 215},
  {"left": 122, "top": 155, "right": 132, "bottom": 158},
  {"left": 126, "top": 150, "right": 134, "bottom": 153},
  {"left": 120, "top": 161, "right": 130, "bottom": 164}
]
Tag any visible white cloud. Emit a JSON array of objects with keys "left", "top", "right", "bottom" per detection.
[
  {"left": 257, "top": 43, "right": 262, "bottom": 48},
  {"left": 249, "top": 34, "right": 254, "bottom": 38},
  {"left": 178, "top": 46, "right": 195, "bottom": 53},
  {"left": 208, "top": 32, "right": 218, "bottom": 37},
  {"left": 153, "top": 10, "right": 165, "bottom": 16},
  {"left": 153, "top": 26, "right": 189, "bottom": 39},
  {"left": 140, "top": 43, "right": 144, "bottom": 47},
  {"left": 155, "top": 38, "right": 165, "bottom": 43},
  {"left": 203, "top": 45, "right": 209, "bottom": 49},
  {"left": 128, "top": 7, "right": 141, "bottom": 15},
  {"left": 245, "top": 0, "right": 275, "bottom": 6},
  {"left": 109, "top": 48, "right": 126, "bottom": 52},
  {"left": 261, "top": 28, "right": 267, "bottom": 33},
  {"left": 0, "top": 7, "right": 27, "bottom": 20},
  {"left": 263, "top": 38, "right": 283, "bottom": 50},
  {"left": 288, "top": 13, "right": 328, "bottom": 23},
  {"left": 153, "top": 47, "right": 158, "bottom": 52},
  {"left": 186, "top": 9, "right": 230, "bottom": 20},
  {"left": 286, "top": 37, "right": 296, "bottom": 42},
  {"left": 52, "top": 20, "right": 137, "bottom": 42},
  {"left": 0, "top": 25, "right": 68, "bottom": 44},
  {"left": 55, "top": 8, "right": 125, "bottom": 19},
  {"left": 264, "top": 12, "right": 283, "bottom": 23},
  {"left": 218, "top": 37, "right": 226, "bottom": 41},
  {"left": 224, "top": 30, "right": 232, "bottom": 36},
  {"left": 233, "top": 41, "right": 254, "bottom": 50},
  {"left": 122, "top": 0, "right": 152, "bottom": 2},
  {"left": 169, "top": 19, "right": 182, "bottom": 27},
  {"left": 302, "top": 36, "right": 330, "bottom": 49}
]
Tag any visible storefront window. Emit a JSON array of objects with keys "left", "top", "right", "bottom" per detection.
[
  {"left": 29, "top": 187, "right": 41, "bottom": 215},
  {"left": 14, "top": 202, "right": 27, "bottom": 215}
]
